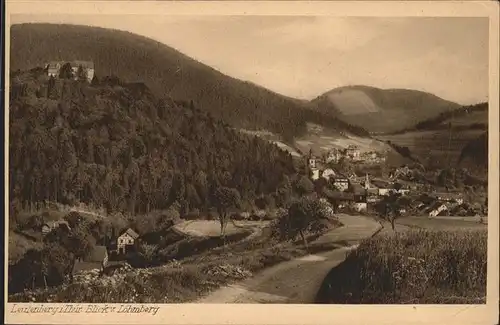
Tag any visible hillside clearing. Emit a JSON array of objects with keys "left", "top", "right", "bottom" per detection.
[{"left": 377, "top": 129, "right": 484, "bottom": 167}]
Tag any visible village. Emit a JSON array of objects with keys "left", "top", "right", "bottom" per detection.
[{"left": 302, "top": 144, "right": 486, "bottom": 219}]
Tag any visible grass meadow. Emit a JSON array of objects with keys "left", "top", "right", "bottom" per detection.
[
  {"left": 316, "top": 229, "right": 487, "bottom": 304},
  {"left": 377, "top": 129, "right": 484, "bottom": 167}
]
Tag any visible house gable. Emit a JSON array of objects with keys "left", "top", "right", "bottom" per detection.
[{"left": 118, "top": 232, "right": 135, "bottom": 246}]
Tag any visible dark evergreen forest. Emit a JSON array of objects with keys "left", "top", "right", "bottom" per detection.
[{"left": 9, "top": 67, "right": 299, "bottom": 218}]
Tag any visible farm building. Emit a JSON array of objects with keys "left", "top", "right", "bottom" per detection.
[
  {"left": 74, "top": 245, "right": 109, "bottom": 273},
  {"left": 321, "top": 168, "right": 337, "bottom": 180},
  {"left": 426, "top": 202, "right": 449, "bottom": 217},
  {"left": 41, "top": 220, "right": 71, "bottom": 236}
]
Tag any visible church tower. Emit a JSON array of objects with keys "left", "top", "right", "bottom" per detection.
[{"left": 364, "top": 173, "right": 371, "bottom": 190}]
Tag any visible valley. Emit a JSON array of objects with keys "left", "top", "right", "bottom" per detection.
[{"left": 6, "top": 22, "right": 490, "bottom": 307}]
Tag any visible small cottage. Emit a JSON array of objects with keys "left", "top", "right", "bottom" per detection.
[
  {"left": 323, "top": 190, "right": 355, "bottom": 211},
  {"left": 350, "top": 183, "right": 368, "bottom": 212},
  {"left": 321, "top": 168, "right": 336, "bottom": 180},
  {"left": 73, "top": 245, "right": 109, "bottom": 273},
  {"left": 117, "top": 228, "right": 140, "bottom": 254},
  {"left": 41, "top": 220, "right": 71, "bottom": 236},
  {"left": 371, "top": 179, "right": 391, "bottom": 196},
  {"left": 427, "top": 202, "right": 448, "bottom": 217}
]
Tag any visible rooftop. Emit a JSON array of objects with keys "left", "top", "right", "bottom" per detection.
[
  {"left": 324, "top": 190, "right": 355, "bottom": 201},
  {"left": 119, "top": 228, "right": 140, "bottom": 239}
]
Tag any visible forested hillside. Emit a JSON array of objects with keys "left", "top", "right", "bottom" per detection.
[
  {"left": 8, "top": 68, "right": 299, "bottom": 218},
  {"left": 458, "top": 131, "right": 488, "bottom": 169},
  {"left": 390, "top": 102, "right": 488, "bottom": 134},
  {"left": 10, "top": 23, "right": 369, "bottom": 141}
]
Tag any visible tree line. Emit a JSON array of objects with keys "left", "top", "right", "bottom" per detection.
[{"left": 386, "top": 102, "right": 488, "bottom": 135}]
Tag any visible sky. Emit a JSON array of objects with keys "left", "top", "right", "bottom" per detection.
[{"left": 10, "top": 14, "right": 489, "bottom": 104}]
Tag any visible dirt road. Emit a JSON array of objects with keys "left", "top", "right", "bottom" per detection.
[{"left": 196, "top": 214, "right": 381, "bottom": 304}]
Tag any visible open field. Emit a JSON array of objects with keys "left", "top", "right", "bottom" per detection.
[
  {"left": 377, "top": 129, "right": 484, "bottom": 167},
  {"left": 240, "top": 125, "right": 390, "bottom": 158},
  {"left": 173, "top": 220, "right": 271, "bottom": 237},
  {"left": 396, "top": 216, "right": 487, "bottom": 231},
  {"left": 316, "top": 228, "right": 487, "bottom": 304}
]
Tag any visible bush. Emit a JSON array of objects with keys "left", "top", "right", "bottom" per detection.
[
  {"left": 183, "top": 209, "right": 200, "bottom": 221},
  {"left": 9, "top": 243, "right": 72, "bottom": 294}
]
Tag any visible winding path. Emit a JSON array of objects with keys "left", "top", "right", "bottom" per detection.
[{"left": 196, "top": 214, "right": 382, "bottom": 304}]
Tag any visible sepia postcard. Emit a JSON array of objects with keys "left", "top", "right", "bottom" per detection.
[{"left": 3, "top": 1, "right": 499, "bottom": 324}]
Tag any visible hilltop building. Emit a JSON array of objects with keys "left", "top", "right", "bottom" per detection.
[{"left": 46, "top": 60, "right": 95, "bottom": 82}]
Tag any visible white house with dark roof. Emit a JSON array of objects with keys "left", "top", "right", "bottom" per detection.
[{"left": 117, "top": 228, "right": 140, "bottom": 254}]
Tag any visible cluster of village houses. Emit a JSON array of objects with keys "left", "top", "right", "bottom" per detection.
[{"left": 305, "top": 148, "right": 471, "bottom": 218}]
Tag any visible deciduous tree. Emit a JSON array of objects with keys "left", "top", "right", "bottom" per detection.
[{"left": 212, "top": 187, "right": 241, "bottom": 239}]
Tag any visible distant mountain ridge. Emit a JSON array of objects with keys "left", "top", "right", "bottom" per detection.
[
  {"left": 9, "top": 23, "right": 369, "bottom": 141},
  {"left": 311, "top": 85, "right": 462, "bottom": 134}
]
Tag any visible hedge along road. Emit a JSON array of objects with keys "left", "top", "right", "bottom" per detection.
[{"left": 196, "top": 214, "right": 383, "bottom": 304}]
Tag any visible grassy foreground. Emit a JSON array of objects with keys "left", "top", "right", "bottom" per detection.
[{"left": 316, "top": 229, "right": 487, "bottom": 304}]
